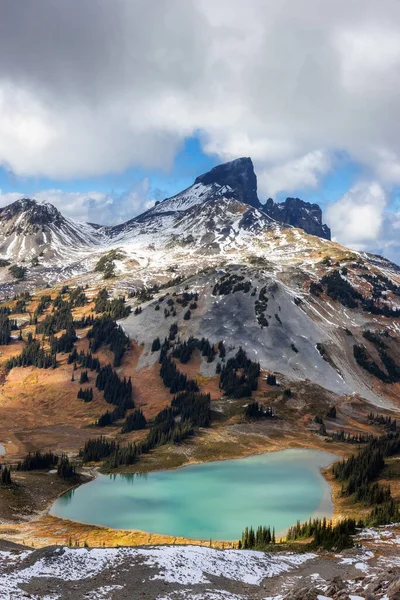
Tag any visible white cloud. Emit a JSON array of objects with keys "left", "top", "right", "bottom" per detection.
[
  {"left": 0, "top": 0, "right": 399, "bottom": 193},
  {"left": 257, "top": 151, "right": 331, "bottom": 197},
  {"left": 0, "top": 179, "right": 154, "bottom": 226},
  {"left": 326, "top": 182, "right": 386, "bottom": 249},
  {"left": 326, "top": 182, "right": 400, "bottom": 264}
]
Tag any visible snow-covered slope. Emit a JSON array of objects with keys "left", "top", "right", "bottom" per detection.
[
  {"left": 0, "top": 199, "right": 104, "bottom": 263},
  {"left": 0, "top": 526, "right": 399, "bottom": 599}
]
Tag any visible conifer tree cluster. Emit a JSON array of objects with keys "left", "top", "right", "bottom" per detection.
[
  {"left": 151, "top": 337, "right": 161, "bottom": 352},
  {"left": 219, "top": 347, "right": 260, "bottom": 398},
  {"left": 0, "top": 314, "right": 17, "bottom": 345},
  {"left": 68, "top": 286, "right": 88, "bottom": 308},
  {"left": 50, "top": 325, "right": 77, "bottom": 354},
  {"left": 244, "top": 401, "right": 273, "bottom": 420},
  {"left": 73, "top": 315, "right": 95, "bottom": 329},
  {"left": 79, "top": 370, "right": 89, "bottom": 383},
  {"left": 36, "top": 305, "right": 74, "bottom": 336},
  {"left": 80, "top": 437, "right": 118, "bottom": 462},
  {"left": 96, "top": 407, "right": 125, "bottom": 427},
  {"left": 94, "top": 364, "right": 134, "bottom": 426},
  {"left": 240, "top": 525, "right": 275, "bottom": 549},
  {"left": 87, "top": 317, "right": 130, "bottom": 366},
  {"left": 57, "top": 454, "right": 76, "bottom": 480},
  {"left": 332, "top": 433, "right": 400, "bottom": 523},
  {"left": 7, "top": 334, "right": 55, "bottom": 369},
  {"left": 171, "top": 337, "right": 216, "bottom": 364},
  {"left": 175, "top": 291, "right": 199, "bottom": 307},
  {"left": 13, "top": 299, "right": 28, "bottom": 314},
  {"left": 93, "top": 288, "right": 131, "bottom": 319},
  {"left": 77, "top": 387, "right": 93, "bottom": 402},
  {"left": 52, "top": 295, "right": 70, "bottom": 310},
  {"left": 68, "top": 349, "right": 100, "bottom": 371},
  {"left": 315, "top": 270, "right": 400, "bottom": 317},
  {"left": 286, "top": 517, "right": 357, "bottom": 551},
  {"left": 168, "top": 322, "right": 178, "bottom": 341},
  {"left": 94, "top": 288, "right": 109, "bottom": 313},
  {"left": 160, "top": 356, "right": 199, "bottom": 394},
  {"left": 330, "top": 431, "right": 372, "bottom": 444},
  {"left": 327, "top": 405, "right": 337, "bottom": 418},
  {"left": 0, "top": 466, "right": 12, "bottom": 485},
  {"left": 353, "top": 345, "right": 390, "bottom": 382},
  {"left": 104, "top": 442, "right": 138, "bottom": 468},
  {"left": 368, "top": 412, "right": 397, "bottom": 431},
  {"left": 212, "top": 273, "right": 251, "bottom": 296},
  {"left": 121, "top": 409, "right": 147, "bottom": 432},
  {"left": 171, "top": 391, "right": 211, "bottom": 427},
  {"left": 17, "top": 450, "right": 58, "bottom": 471},
  {"left": 32, "top": 294, "right": 52, "bottom": 321}
]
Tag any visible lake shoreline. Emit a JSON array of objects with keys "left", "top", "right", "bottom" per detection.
[
  {"left": 50, "top": 448, "right": 338, "bottom": 543},
  {"left": 0, "top": 437, "right": 348, "bottom": 549}
]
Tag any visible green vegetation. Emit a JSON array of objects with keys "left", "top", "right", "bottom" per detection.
[
  {"left": 332, "top": 433, "right": 400, "bottom": 525},
  {"left": 368, "top": 412, "right": 397, "bottom": 431},
  {"left": 36, "top": 304, "right": 74, "bottom": 336},
  {"left": 7, "top": 333, "right": 56, "bottom": 369},
  {"left": 87, "top": 317, "right": 130, "bottom": 366},
  {"left": 0, "top": 466, "right": 12, "bottom": 485},
  {"left": 212, "top": 273, "right": 251, "bottom": 296},
  {"left": 17, "top": 451, "right": 58, "bottom": 471},
  {"left": 219, "top": 347, "right": 260, "bottom": 398},
  {"left": 315, "top": 269, "right": 400, "bottom": 317},
  {"left": 80, "top": 437, "right": 118, "bottom": 462},
  {"left": 95, "top": 249, "right": 124, "bottom": 279},
  {"left": 244, "top": 401, "right": 273, "bottom": 420},
  {"left": 68, "top": 349, "right": 100, "bottom": 371},
  {"left": 77, "top": 387, "right": 93, "bottom": 402},
  {"left": 121, "top": 409, "right": 147, "bottom": 433},
  {"left": 353, "top": 344, "right": 390, "bottom": 382},
  {"left": 9, "top": 265, "right": 27, "bottom": 280},
  {"left": 0, "top": 314, "right": 17, "bottom": 345}
]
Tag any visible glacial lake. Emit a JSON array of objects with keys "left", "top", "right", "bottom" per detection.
[{"left": 50, "top": 448, "right": 337, "bottom": 540}]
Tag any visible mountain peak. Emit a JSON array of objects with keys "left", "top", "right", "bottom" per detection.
[
  {"left": 0, "top": 198, "right": 64, "bottom": 227},
  {"left": 263, "top": 196, "right": 331, "bottom": 240},
  {"left": 194, "top": 157, "right": 260, "bottom": 208}
]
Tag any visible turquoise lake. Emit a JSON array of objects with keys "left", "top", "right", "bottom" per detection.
[{"left": 50, "top": 448, "right": 337, "bottom": 540}]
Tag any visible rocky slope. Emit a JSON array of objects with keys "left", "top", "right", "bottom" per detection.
[
  {"left": 0, "top": 159, "right": 399, "bottom": 411},
  {"left": 0, "top": 526, "right": 399, "bottom": 599},
  {"left": 0, "top": 198, "right": 103, "bottom": 263}
]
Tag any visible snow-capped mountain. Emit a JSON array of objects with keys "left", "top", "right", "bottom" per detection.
[
  {"left": 0, "top": 198, "right": 103, "bottom": 263},
  {"left": 0, "top": 158, "right": 331, "bottom": 267}
]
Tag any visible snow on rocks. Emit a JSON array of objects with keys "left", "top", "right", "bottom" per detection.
[{"left": 138, "top": 546, "right": 316, "bottom": 585}]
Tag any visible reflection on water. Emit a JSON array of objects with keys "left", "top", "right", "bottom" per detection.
[
  {"left": 58, "top": 488, "right": 75, "bottom": 506},
  {"left": 108, "top": 472, "right": 148, "bottom": 484},
  {"left": 51, "top": 449, "right": 338, "bottom": 541}
]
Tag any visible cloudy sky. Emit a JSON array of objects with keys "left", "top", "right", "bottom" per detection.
[{"left": 1, "top": 0, "right": 400, "bottom": 262}]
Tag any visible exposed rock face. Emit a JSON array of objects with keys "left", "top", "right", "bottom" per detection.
[
  {"left": 194, "top": 157, "right": 260, "bottom": 208},
  {"left": 0, "top": 198, "right": 65, "bottom": 235},
  {"left": 0, "top": 198, "right": 102, "bottom": 262},
  {"left": 263, "top": 196, "right": 331, "bottom": 240}
]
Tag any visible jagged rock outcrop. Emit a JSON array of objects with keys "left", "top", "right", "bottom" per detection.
[
  {"left": 263, "top": 196, "right": 331, "bottom": 240},
  {"left": 194, "top": 157, "right": 260, "bottom": 208}
]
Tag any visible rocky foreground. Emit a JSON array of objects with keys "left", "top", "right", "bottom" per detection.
[{"left": 0, "top": 527, "right": 398, "bottom": 600}]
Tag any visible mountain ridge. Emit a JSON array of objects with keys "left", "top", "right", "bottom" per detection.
[{"left": 0, "top": 157, "right": 332, "bottom": 256}]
